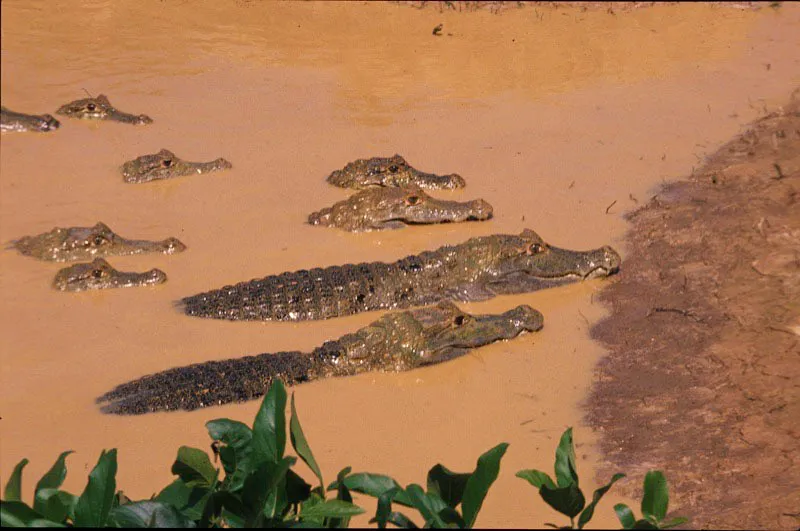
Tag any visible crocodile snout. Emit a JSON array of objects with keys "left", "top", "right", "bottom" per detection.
[
  {"left": 162, "top": 237, "right": 187, "bottom": 254},
  {"left": 467, "top": 199, "right": 494, "bottom": 220}
]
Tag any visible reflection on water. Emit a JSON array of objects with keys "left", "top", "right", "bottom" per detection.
[{"left": 1, "top": 1, "right": 798, "bottom": 527}]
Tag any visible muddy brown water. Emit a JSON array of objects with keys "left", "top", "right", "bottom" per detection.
[{"left": 1, "top": 1, "right": 798, "bottom": 527}]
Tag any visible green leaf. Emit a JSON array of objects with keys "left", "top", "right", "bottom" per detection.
[
  {"left": 614, "top": 503, "right": 636, "bottom": 529},
  {"left": 241, "top": 456, "right": 295, "bottom": 524},
  {"left": 426, "top": 464, "right": 471, "bottom": 509},
  {"left": 32, "top": 489, "right": 77, "bottom": 523},
  {"left": 331, "top": 473, "right": 414, "bottom": 507},
  {"left": 461, "top": 442, "right": 508, "bottom": 528},
  {"left": 1, "top": 500, "right": 42, "bottom": 527},
  {"left": 539, "top": 483, "right": 586, "bottom": 519},
  {"left": 111, "top": 501, "right": 196, "bottom": 528},
  {"left": 554, "top": 428, "right": 579, "bottom": 488},
  {"left": 659, "top": 516, "right": 689, "bottom": 529},
  {"left": 372, "top": 486, "right": 402, "bottom": 530},
  {"left": 328, "top": 467, "right": 354, "bottom": 528},
  {"left": 577, "top": 473, "right": 625, "bottom": 529},
  {"left": 34, "top": 452, "right": 73, "bottom": 498},
  {"left": 73, "top": 449, "right": 118, "bottom": 527},
  {"left": 384, "top": 511, "right": 419, "bottom": 528},
  {"left": 404, "top": 484, "right": 447, "bottom": 528},
  {"left": 27, "top": 519, "right": 67, "bottom": 528},
  {"left": 290, "top": 394, "right": 324, "bottom": 490},
  {"left": 155, "top": 479, "right": 215, "bottom": 521},
  {"left": 286, "top": 469, "right": 312, "bottom": 506},
  {"left": 205, "top": 419, "right": 253, "bottom": 491},
  {"left": 438, "top": 506, "right": 467, "bottom": 528},
  {"left": 641, "top": 471, "right": 668, "bottom": 521},
  {"left": 300, "top": 499, "right": 364, "bottom": 519},
  {"left": 251, "top": 380, "right": 287, "bottom": 466},
  {"left": 631, "top": 519, "right": 659, "bottom": 529},
  {"left": 3, "top": 459, "right": 28, "bottom": 502},
  {"left": 171, "top": 447, "right": 218, "bottom": 488},
  {"left": 515, "top": 469, "right": 556, "bottom": 490}
]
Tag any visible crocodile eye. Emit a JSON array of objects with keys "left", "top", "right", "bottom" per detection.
[
  {"left": 87, "top": 103, "right": 96, "bottom": 111},
  {"left": 406, "top": 195, "right": 422, "bottom": 206},
  {"left": 527, "top": 243, "right": 547, "bottom": 255},
  {"left": 92, "top": 269, "right": 104, "bottom": 279},
  {"left": 388, "top": 165, "right": 400, "bottom": 173},
  {"left": 93, "top": 236, "right": 107, "bottom": 246},
  {"left": 453, "top": 315, "right": 469, "bottom": 326},
  {"left": 162, "top": 159, "right": 173, "bottom": 168}
]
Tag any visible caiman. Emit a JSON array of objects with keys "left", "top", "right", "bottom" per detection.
[
  {"left": 55, "top": 94, "right": 153, "bottom": 125},
  {"left": 11, "top": 222, "right": 186, "bottom": 262},
  {"left": 1, "top": 106, "right": 60, "bottom": 133},
  {"left": 98, "top": 301, "right": 543, "bottom": 414},
  {"left": 326, "top": 154, "right": 466, "bottom": 190},
  {"left": 53, "top": 258, "right": 167, "bottom": 292},
  {"left": 121, "top": 149, "right": 233, "bottom": 183},
  {"left": 179, "top": 229, "right": 621, "bottom": 321},
  {"left": 308, "top": 186, "right": 493, "bottom": 231}
]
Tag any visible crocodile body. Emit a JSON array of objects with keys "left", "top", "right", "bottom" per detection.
[
  {"left": 121, "top": 149, "right": 233, "bottom": 183},
  {"left": 53, "top": 258, "right": 167, "bottom": 292},
  {"left": 98, "top": 302, "right": 543, "bottom": 414},
  {"left": 11, "top": 222, "right": 186, "bottom": 262},
  {"left": 308, "top": 186, "right": 493, "bottom": 231},
  {"left": 180, "top": 229, "right": 621, "bottom": 321},
  {"left": 326, "top": 154, "right": 466, "bottom": 190},
  {"left": 56, "top": 94, "right": 152, "bottom": 125},
  {"left": 1, "top": 106, "right": 60, "bottom": 133}
]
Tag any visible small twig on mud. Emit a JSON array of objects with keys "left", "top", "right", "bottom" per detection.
[
  {"left": 577, "top": 309, "right": 590, "bottom": 328},
  {"left": 767, "top": 325, "right": 795, "bottom": 336},
  {"left": 432, "top": 23, "right": 443, "bottom": 36},
  {"left": 647, "top": 307, "right": 703, "bottom": 322},
  {"left": 629, "top": 193, "right": 638, "bottom": 204},
  {"left": 772, "top": 163, "right": 784, "bottom": 180},
  {"left": 568, "top": 180, "right": 575, "bottom": 189},
  {"left": 82, "top": 88, "right": 94, "bottom": 98},
  {"left": 605, "top": 200, "right": 617, "bottom": 214}
]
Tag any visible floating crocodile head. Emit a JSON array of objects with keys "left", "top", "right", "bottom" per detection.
[
  {"left": 121, "top": 149, "right": 233, "bottom": 183},
  {"left": 308, "top": 186, "right": 493, "bottom": 231},
  {"left": 11, "top": 222, "right": 186, "bottom": 262},
  {"left": 326, "top": 154, "right": 466, "bottom": 190},
  {"left": 1, "top": 107, "right": 60, "bottom": 133},
  {"left": 55, "top": 94, "right": 152, "bottom": 125},
  {"left": 53, "top": 258, "right": 167, "bottom": 292}
]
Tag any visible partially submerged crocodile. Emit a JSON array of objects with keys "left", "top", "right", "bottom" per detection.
[
  {"left": 98, "top": 301, "right": 543, "bottom": 414},
  {"left": 327, "top": 154, "right": 466, "bottom": 190},
  {"left": 55, "top": 94, "right": 153, "bottom": 125},
  {"left": 53, "top": 258, "right": 167, "bottom": 292},
  {"left": 1, "top": 106, "right": 60, "bottom": 133},
  {"left": 308, "top": 186, "right": 493, "bottom": 231},
  {"left": 121, "top": 149, "right": 233, "bottom": 183},
  {"left": 180, "top": 229, "right": 621, "bottom": 321},
  {"left": 11, "top": 222, "right": 186, "bottom": 262}
]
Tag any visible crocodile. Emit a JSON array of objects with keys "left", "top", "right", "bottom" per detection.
[
  {"left": 55, "top": 94, "right": 153, "bottom": 125},
  {"left": 179, "top": 229, "right": 621, "bottom": 322},
  {"left": 326, "top": 154, "right": 466, "bottom": 190},
  {"left": 1, "top": 106, "right": 60, "bottom": 133},
  {"left": 98, "top": 301, "right": 543, "bottom": 414},
  {"left": 53, "top": 258, "right": 167, "bottom": 292},
  {"left": 121, "top": 149, "right": 233, "bottom": 183},
  {"left": 308, "top": 186, "right": 493, "bottom": 231},
  {"left": 11, "top": 222, "right": 186, "bottom": 262}
]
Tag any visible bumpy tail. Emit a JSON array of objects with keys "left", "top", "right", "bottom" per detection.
[{"left": 97, "top": 351, "right": 313, "bottom": 415}]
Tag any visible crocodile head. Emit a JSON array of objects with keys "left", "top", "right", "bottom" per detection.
[
  {"left": 484, "top": 229, "right": 621, "bottom": 293},
  {"left": 53, "top": 258, "right": 167, "bottom": 292},
  {"left": 1, "top": 107, "right": 60, "bottom": 133},
  {"left": 55, "top": 94, "right": 153, "bottom": 125},
  {"left": 121, "top": 149, "right": 233, "bottom": 183},
  {"left": 308, "top": 187, "right": 493, "bottom": 231},
  {"left": 326, "top": 154, "right": 466, "bottom": 190},
  {"left": 330, "top": 301, "right": 543, "bottom": 374},
  {"left": 11, "top": 222, "right": 186, "bottom": 262}
]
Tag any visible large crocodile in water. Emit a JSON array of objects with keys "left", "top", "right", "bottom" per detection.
[
  {"left": 308, "top": 186, "right": 493, "bottom": 231},
  {"left": 180, "top": 229, "right": 621, "bottom": 321},
  {"left": 98, "top": 301, "right": 543, "bottom": 414},
  {"left": 326, "top": 154, "right": 466, "bottom": 190},
  {"left": 1, "top": 106, "right": 60, "bottom": 133},
  {"left": 11, "top": 222, "right": 186, "bottom": 262},
  {"left": 53, "top": 258, "right": 167, "bottom": 292},
  {"left": 55, "top": 94, "right": 153, "bottom": 125},
  {"left": 121, "top": 149, "right": 233, "bottom": 183}
]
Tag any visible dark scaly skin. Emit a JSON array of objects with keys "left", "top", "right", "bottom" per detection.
[
  {"left": 308, "top": 186, "right": 493, "bottom": 232},
  {"left": 326, "top": 154, "right": 466, "bottom": 190},
  {"left": 1, "top": 106, "right": 60, "bottom": 133},
  {"left": 55, "top": 94, "right": 152, "bottom": 125},
  {"left": 53, "top": 258, "right": 167, "bottom": 292},
  {"left": 179, "top": 229, "right": 622, "bottom": 321},
  {"left": 98, "top": 302, "right": 544, "bottom": 414},
  {"left": 10, "top": 222, "right": 186, "bottom": 262},
  {"left": 121, "top": 149, "right": 233, "bottom": 183}
]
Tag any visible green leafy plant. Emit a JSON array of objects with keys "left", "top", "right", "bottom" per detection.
[
  {"left": 329, "top": 443, "right": 508, "bottom": 528},
  {"left": 515, "top": 427, "right": 625, "bottom": 529},
  {"left": 613, "top": 471, "right": 687, "bottom": 530}
]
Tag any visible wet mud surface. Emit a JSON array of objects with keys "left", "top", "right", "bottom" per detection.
[{"left": 589, "top": 93, "right": 800, "bottom": 529}]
